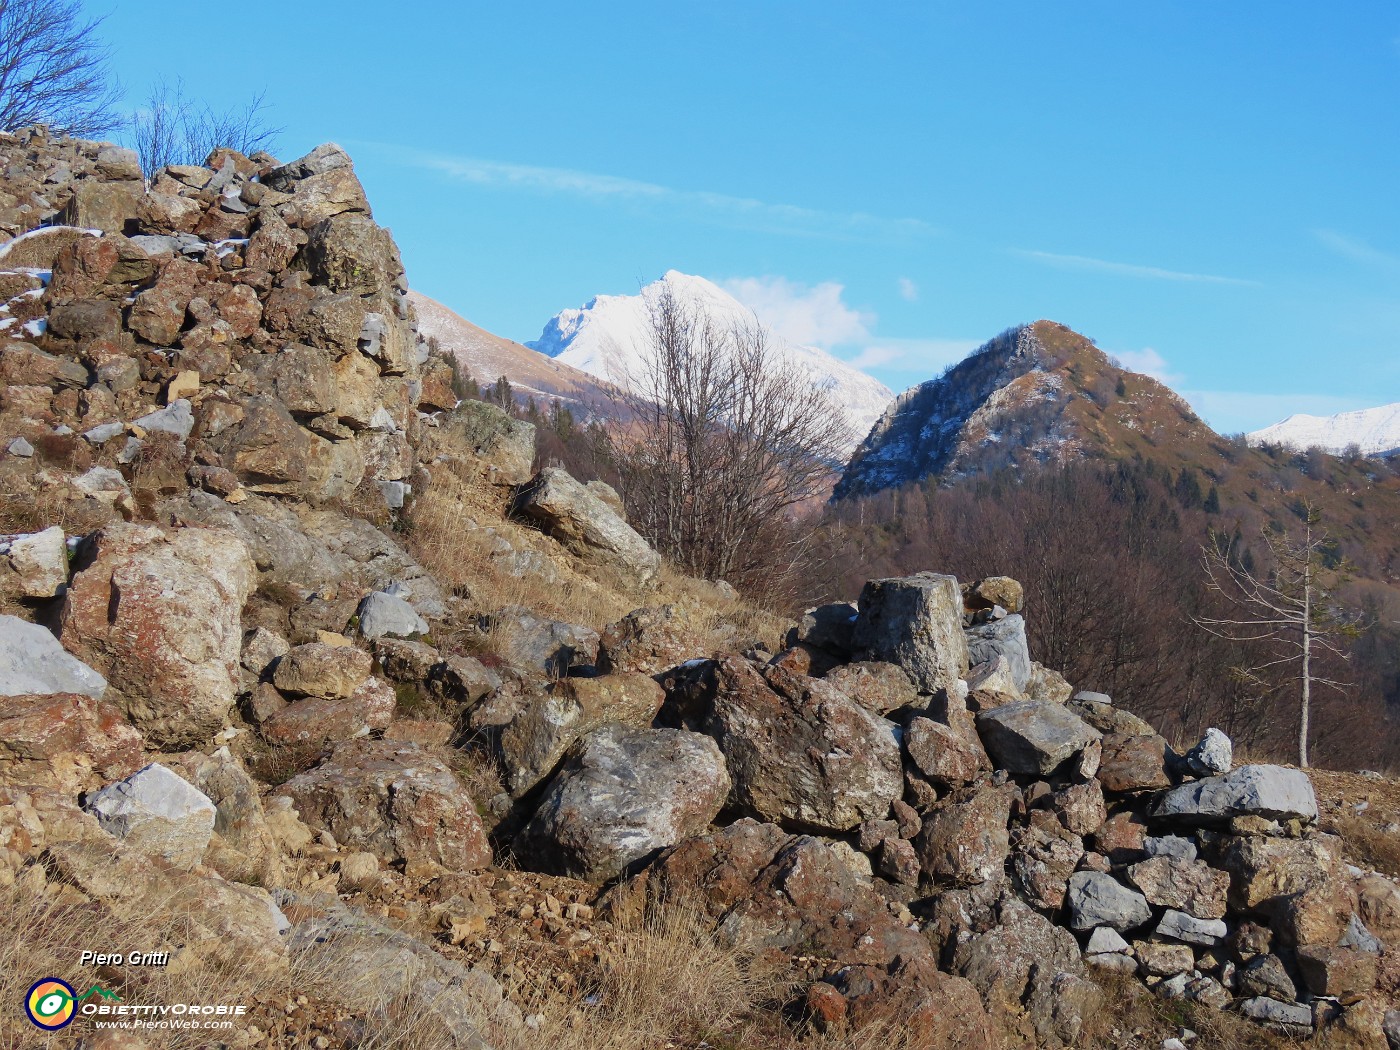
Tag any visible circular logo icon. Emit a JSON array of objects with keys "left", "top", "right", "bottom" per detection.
[{"left": 25, "top": 978, "right": 77, "bottom": 1030}]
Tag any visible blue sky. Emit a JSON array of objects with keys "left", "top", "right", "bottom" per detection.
[{"left": 99, "top": 2, "right": 1400, "bottom": 433}]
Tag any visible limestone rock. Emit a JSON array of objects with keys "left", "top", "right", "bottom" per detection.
[
  {"left": 1184, "top": 728, "right": 1232, "bottom": 776},
  {"left": 516, "top": 724, "right": 729, "bottom": 882},
  {"left": 1237, "top": 953, "right": 1297, "bottom": 1002},
  {"left": 976, "top": 700, "right": 1101, "bottom": 777},
  {"left": 0, "top": 526, "right": 67, "bottom": 598},
  {"left": 1154, "top": 765, "right": 1317, "bottom": 824},
  {"left": 514, "top": 467, "right": 661, "bottom": 588},
  {"left": 1066, "top": 871, "right": 1152, "bottom": 932},
  {"left": 489, "top": 606, "right": 599, "bottom": 677},
  {"left": 0, "top": 614, "right": 107, "bottom": 698},
  {"left": 60, "top": 524, "right": 254, "bottom": 747},
  {"left": 965, "top": 613, "right": 1032, "bottom": 693},
  {"left": 852, "top": 572, "right": 970, "bottom": 694},
  {"left": 83, "top": 763, "right": 216, "bottom": 869},
  {"left": 500, "top": 673, "right": 664, "bottom": 797},
  {"left": 356, "top": 589, "right": 429, "bottom": 640},
  {"left": 1237, "top": 996, "right": 1312, "bottom": 1035},
  {"left": 702, "top": 656, "right": 903, "bottom": 832},
  {"left": 272, "top": 642, "right": 372, "bottom": 700},
  {"left": 1155, "top": 909, "right": 1227, "bottom": 946},
  {"left": 277, "top": 739, "right": 491, "bottom": 877}
]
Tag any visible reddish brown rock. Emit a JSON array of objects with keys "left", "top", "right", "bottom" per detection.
[
  {"left": 0, "top": 692, "right": 143, "bottom": 791},
  {"left": 1096, "top": 732, "right": 1172, "bottom": 792},
  {"left": 905, "top": 715, "right": 992, "bottom": 787},
  {"left": 60, "top": 524, "right": 254, "bottom": 748},
  {"left": 915, "top": 784, "right": 1017, "bottom": 886},
  {"left": 277, "top": 738, "right": 491, "bottom": 877},
  {"left": 260, "top": 675, "right": 395, "bottom": 747},
  {"left": 1050, "top": 779, "right": 1107, "bottom": 837}
]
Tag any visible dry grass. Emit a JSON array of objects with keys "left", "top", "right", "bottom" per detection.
[
  {"left": 0, "top": 881, "right": 282, "bottom": 1050},
  {"left": 406, "top": 459, "right": 792, "bottom": 653},
  {"left": 493, "top": 894, "right": 789, "bottom": 1050}
]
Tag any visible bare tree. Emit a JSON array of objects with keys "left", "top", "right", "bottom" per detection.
[
  {"left": 130, "top": 79, "right": 281, "bottom": 177},
  {"left": 609, "top": 283, "right": 849, "bottom": 601},
  {"left": 0, "top": 0, "right": 120, "bottom": 136},
  {"left": 1195, "top": 500, "right": 1367, "bottom": 767}
]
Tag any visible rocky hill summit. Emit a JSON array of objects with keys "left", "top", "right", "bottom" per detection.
[
  {"left": 835, "top": 320, "right": 1207, "bottom": 500},
  {"left": 0, "top": 128, "right": 1397, "bottom": 1050}
]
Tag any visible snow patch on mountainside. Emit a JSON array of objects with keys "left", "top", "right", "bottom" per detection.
[
  {"left": 526, "top": 271, "right": 894, "bottom": 453},
  {"left": 1248, "top": 402, "right": 1400, "bottom": 457}
]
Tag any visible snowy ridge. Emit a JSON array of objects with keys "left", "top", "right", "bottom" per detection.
[
  {"left": 1247, "top": 402, "right": 1400, "bottom": 458},
  {"left": 526, "top": 271, "right": 894, "bottom": 454}
]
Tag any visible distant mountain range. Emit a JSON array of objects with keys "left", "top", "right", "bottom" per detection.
[
  {"left": 525, "top": 271, "right": 894, "bottom": 454},
  {"left": 1248, "top": 402, "right": 1400, "bottom": 458}
]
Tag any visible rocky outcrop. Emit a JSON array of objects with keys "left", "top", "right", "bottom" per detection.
[{"left": 852, "top": 572, "right": 970, "bottom": 693}]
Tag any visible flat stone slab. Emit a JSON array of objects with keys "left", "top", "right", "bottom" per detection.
[
  {"left": 0, "top": 614, "right": 107, "bottom": 698},
  {"left": 976, "top": 700, "right": 1101, "bottom": 776},
  {"left": 1154, "top": 764, "right": 1317, "bottom": 823}
]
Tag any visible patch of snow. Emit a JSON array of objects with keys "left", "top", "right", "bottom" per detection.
[{"left": 21, "top": 318, "right": 46, "bottom": 337}]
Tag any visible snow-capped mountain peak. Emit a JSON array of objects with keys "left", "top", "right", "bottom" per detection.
[
  {"left": 1247, "top": 402, "right": 1400, "bottom": 458},
  {"left": 526, "top": 272, "right": 894, "bottom": 453}
]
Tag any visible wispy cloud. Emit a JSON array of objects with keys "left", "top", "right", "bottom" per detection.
[
  {"left": 720, "top": 276, "right": 873, "bottom": 348},
  {"left": 1013, "top": 248, "right": 1261, "bottom": 287},
  {"left": 842, "top": 336, "right": 980, "bottom": 375},
  {"left": 371, "top": 144, "right": 937, "bottom": 243},
  {"left": 897, "top": 277, "right": 919, "bottom": 302},
  {"left": 1313, "top": 229, "right": 1399, "bottom": 269}
]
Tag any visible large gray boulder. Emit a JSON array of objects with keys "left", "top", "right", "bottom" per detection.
[
  {"left": 976, "top": 700, "right": 1101, "bottom": 777},
  {"left": 356, "top": 590, "right": 429, "bottom": 640},
  {"left": 964, "top": 613, "right": 1032, "bottom": 693},
  {"left": 83, "top": 763, "right": 216, "bottom": 869},
  {"left": 489, "top": 606, "right": 600, "bottom": 677},
  {"left": 1066, "top": 871, "right": 1152, "bottom": 932},
  {"left": 0, "top": 615, "right": 107, "bottom": 698},
  {"left": 516, "top": 724, "right": 730, "bottom": 882},
  {"left": 851, "top": 572, "right": 970, "bottom": 694},
  {"left": 514, "top": 467, "right": 660, "bottom": 588},
  {"left": 701, "top": 657, "right": 903, "bottom": 832},
  {"left": 1154, "top": 764, "right": 1317, "bottom": 823}
]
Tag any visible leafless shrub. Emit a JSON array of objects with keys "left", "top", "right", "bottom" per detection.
[
  {"left": 131, "top": 78, "right": 281, "bottom": 177},
  {"left": 608, "top": 282, "right": 849, "bottom": 604},
  {"left": 0, "top": 0, "right": 120, "bottom": 136}
]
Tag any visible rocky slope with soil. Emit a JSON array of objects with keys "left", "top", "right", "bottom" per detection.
[{"left": 0, "top": 127, "right": 1397, "bottom": 1050}]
